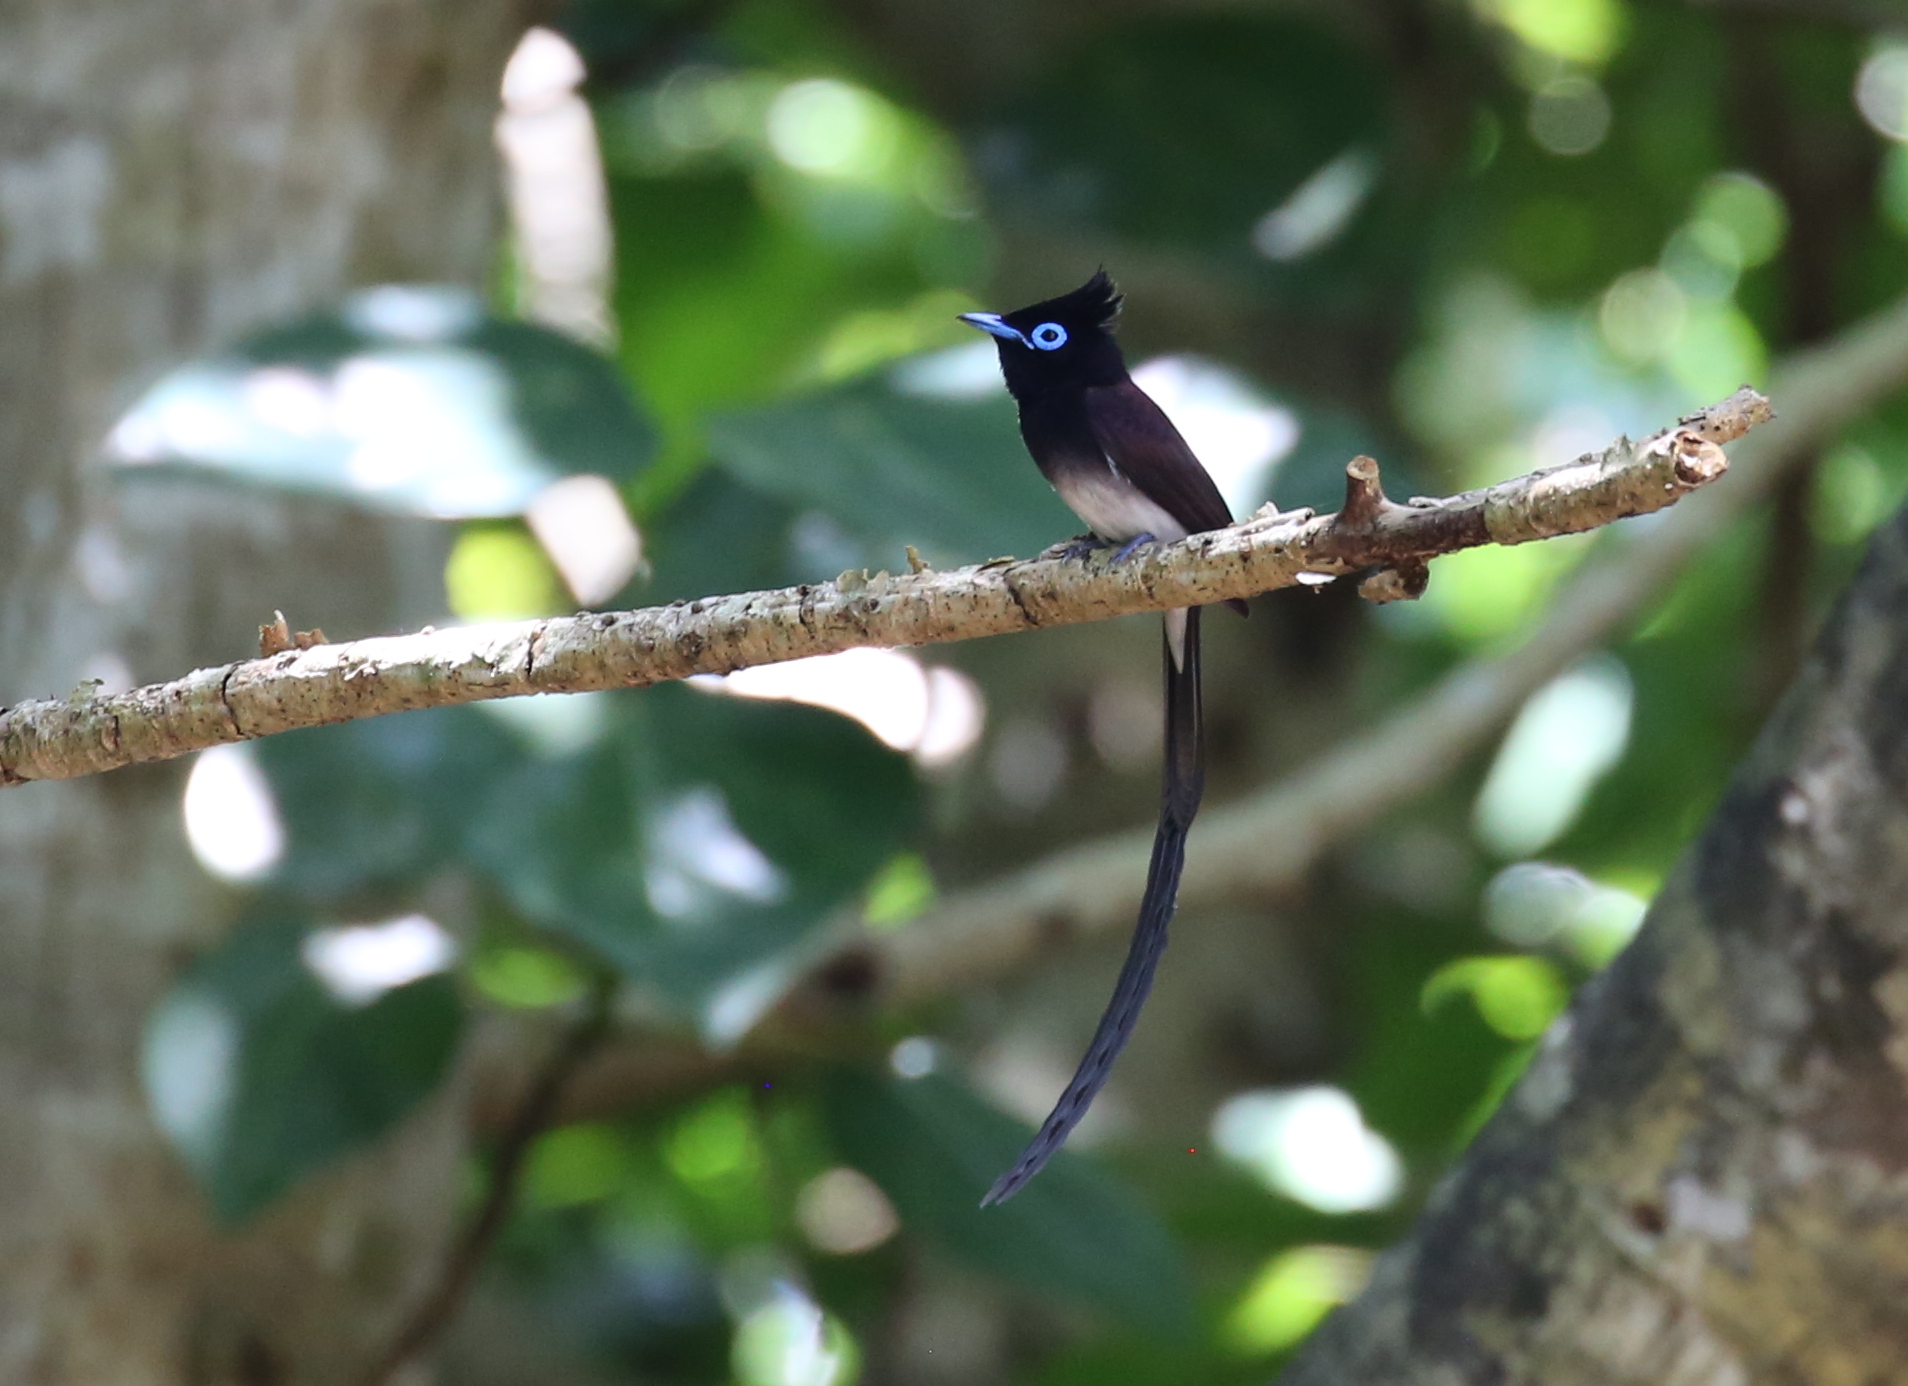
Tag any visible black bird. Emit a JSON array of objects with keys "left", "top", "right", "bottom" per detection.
[{"left": 961, "top": 270, "right": 1242, "bottom": 1206}]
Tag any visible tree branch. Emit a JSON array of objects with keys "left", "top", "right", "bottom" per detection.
[
  {"left": 0, "top": 392, "right": 1770, "bottom": 788},
  {"left": 811, "top": 297, "right": 1908, "bottom": 1015},
  {"left": 475, "top": 291, "right": 1908, "bottom": 1131}
]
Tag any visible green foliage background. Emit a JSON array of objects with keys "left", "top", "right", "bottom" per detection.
[{"left": 126, "top": 0, "right": 1908, "bottom": 1382}]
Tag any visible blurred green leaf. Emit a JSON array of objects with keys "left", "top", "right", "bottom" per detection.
[
  {"left": 822, "top": 1070, "right": 1195, "bottom": 1337},
  {"left": 254, "top": 706, "right": 525, "bottom": 901},
  {"left": 142, "top": 906, "right": 462, "bottom": 1224},
  {"left": 468, "top": 684, "right": 920, "bottom": 1004},
  {"left": 706, "top": 374, "right": 1072, "bottom": 565},
  {"left": 640, "top": 466, "right": 812, "bottom": 603}
]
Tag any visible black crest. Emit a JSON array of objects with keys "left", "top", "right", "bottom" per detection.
[{"left": 1008, "top": 269, "right": 1122, "bottom": 335}]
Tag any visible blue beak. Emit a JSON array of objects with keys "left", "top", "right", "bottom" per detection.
[{"left": 959, "top": 312, "right": 1027, "bottom": 345}]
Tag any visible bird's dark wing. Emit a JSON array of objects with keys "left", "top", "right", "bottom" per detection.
[{"left": 1083, "top": 379, "right": 1235, "bottom": 535}]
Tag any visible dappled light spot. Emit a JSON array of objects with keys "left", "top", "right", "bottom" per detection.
[
  {"left": 702, "top": 957, "right": 804, "bottom": 1048},
  {"left": 1252, "top": 149, "right": 1377, "bottom": 262},
  {"left": 1601, "top": 268, "right": 1687, "bottom": 365},
  {"left": 1211, "top": 1086, "right": 1403, "bottom": 1213},
  {"left": 1422, "top": 954, "right": 1569, "bottom": 1041},
  {"left": 1857, "top": 45, "right": 1908, "bottom": 143},
  {"left": 343, "top": 285, "right": 484, "bottom": 342},
  {"left": 646, "top": 787, "right": 789, "bottom": 922},
  {"left": 300, "top": 914, "right": 457, "bottom": 1007},
  {"left": 915, "top": 668, "right": 985, "bottom": 768},
  {"left": 1484, "top": 861, "right": 1648, "bottom": 967},
  {"left": 1474, "top": 656, "right": 1633, "bottom": 858},
  {"left": 666, "top": 1092, "right": 764, "bottom": 1188},
  {"left": 1689, "top": 173, "right": 1786, "bottom": 270},
  {"left": 1410, "top": 535, "right": 1587, "bottom": 642},
  {"left": 1664, "top": 300, "right": 1767, "bottom": 401},
  {"left": 1527, "top": 77, "right": 1611, "bottom": 158},
  {"left": 1224, "top": 1245, "right": 1374, "bottom": 1356},
  {"left": 889, "top": 340, "right": 1004, "bottom": 399},
  {"left": 525, "top": 473, "right": 643, "bottom": 606},
  {"left": 767, "top": 79, "right": 899, "bottom": 181},
  {"left": 142, "top": 989, "right": 238, "bottom": 1169},
  {"left": 888, "top": 1036, "right": 939, "bottom": 1080},
  {"left": 183, "top": 744, "right": 284, "bottom": 883},
  {"left": 475, "top": 689, "right": 613, "bottom": 757},
  {"left": 445, "top": 525, "right": 563, "bottom": 619},
  {"left": 468, "top": 943, "right": 588, "bottom": 1010},
  {"left": 700, "top": 648, "right": 984, "bottom": 766},
  {"left": 732, "top": 1283, "right": 859, "bottom": 1386},
  {"left": 105, "top": 283, "right": 651, "bottom": 521},
  {"left": 812, "top": 289, "right": 979, "bottom": 382},
  {"left": 1814, "top": 444, "right": 1905, "bottom": 547},
  {"left": 863, "top": 853, "right": 936, "bottom": 930},
  {"left": 1473, "top": 0, "right": 1626, "bottom": 66},
  {"left": 796, "top": 1167, "right": 900, "bottom": 1255}
]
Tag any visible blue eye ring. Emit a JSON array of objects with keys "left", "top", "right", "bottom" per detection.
[{"left": 1029, "top": 321, "right": 1068, "bottom": 351}]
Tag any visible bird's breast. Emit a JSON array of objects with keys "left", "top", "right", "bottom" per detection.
[{"left": 1049, "top": 462, "right": 1189, "bottom": 545}]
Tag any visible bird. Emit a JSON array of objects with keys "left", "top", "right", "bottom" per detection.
[{"left": 960, "top": 270, "right": 1242, "bottom": 1205}]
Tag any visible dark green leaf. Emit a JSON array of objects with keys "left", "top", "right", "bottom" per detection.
[
  {"left": 466, "top": 684, "right": 920, "bottom": 1004},
  {"left": 255, "top": 706, "right": 525, "bottom": 901},
  {"left": 706, "top": 374, "right": 1072, "bottom": 566},
  {"left": 822, "top": 1070, "right": 1195, "bottom": 1336},
  {"left": 990, "top": 17, "right": 1386, "bottom": 250},
  {"left": 142, "top": 905, "right": 463, "bottom": 1224}
]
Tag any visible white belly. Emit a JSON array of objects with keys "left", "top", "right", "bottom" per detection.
[
  {"left": 1051, "top": 468, "right": 1193, "bottom": 669},
  {"left": 1051, "top": 469, "right": 1188, "bottom": 544}
]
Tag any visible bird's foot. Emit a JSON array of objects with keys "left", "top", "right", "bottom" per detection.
[
  {"left": 1110, "top": 532, "right": 1158, "bottom": 565},
  {"left": 1057, "top": 534, "right": 1112, "bottom": 562}
]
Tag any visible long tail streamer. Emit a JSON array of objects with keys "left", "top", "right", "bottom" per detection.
[{"left": 981, "top": 607, "right": 1205, "bottom": 1206}]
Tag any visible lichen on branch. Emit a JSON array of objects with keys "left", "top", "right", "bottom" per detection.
[{"left": 0, "top": 389, "right": 1771, "bottom": 788}]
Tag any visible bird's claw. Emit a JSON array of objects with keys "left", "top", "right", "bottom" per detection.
[
  {"left": 1058, "top": 534, "right": 1111, "bottom": 562},
  {"left": 1110, "top": 533, "right": 1158, "bottom": 565}
]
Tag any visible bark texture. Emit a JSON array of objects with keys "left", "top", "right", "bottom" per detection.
[
  {"left": 0, "top": 391, "right": 1766, "bottom": 787},
  {"left": 1282, "top": 501, "right": 1908, "bottom": 1384},
  {"left": 0, "top": 3, "right": 524, "bottom": 1382}
]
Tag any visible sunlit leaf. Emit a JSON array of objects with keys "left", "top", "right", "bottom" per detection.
[{"left": 107, "top": 286, "right": 654, "bottom": 517}]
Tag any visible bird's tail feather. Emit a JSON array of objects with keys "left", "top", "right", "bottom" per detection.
[{"left": 981, "top": 609, "right": 1204, "bottom": 1206}]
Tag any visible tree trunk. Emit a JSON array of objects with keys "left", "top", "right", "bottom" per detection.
[
  {"left": 1283, "top": 500, "right": 1908, "bottom": 1383},
  {"left": 0, "top": 3, "right": 524, "bottom": 1381}
]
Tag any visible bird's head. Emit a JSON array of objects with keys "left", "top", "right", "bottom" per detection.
[{"left": 960, "top": 270, "right": 1126, "bottom": 399}]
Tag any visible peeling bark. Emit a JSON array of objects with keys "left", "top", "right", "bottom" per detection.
[{"left": 1282, "top": 501, "right": 1908, "bottom": 1385}]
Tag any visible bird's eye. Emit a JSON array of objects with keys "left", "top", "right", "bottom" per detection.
[{"left": 1029, "top": 322, "right": 1068, "bottom": 351}]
